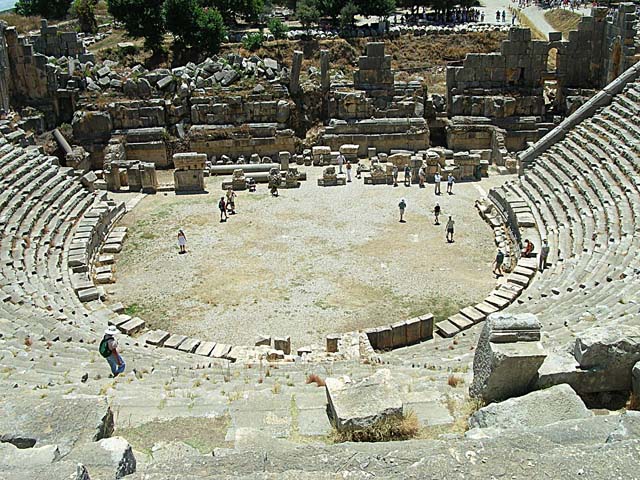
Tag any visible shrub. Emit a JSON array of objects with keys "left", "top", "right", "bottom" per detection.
[
  {"left": 339, "top": 1, "right": 357, "bottom": 30},
  {"left": 242, "top": 31, "right": 264, "bottom": 52},
  {"left": 107, "top": 0, "right": 166, "bottom": 53},
  {"left": 267, "top": 17, "right": 288, "bottom": 40},
  {"left": 447, "top": 374, "right": 464, "bottom": 388},
  {"left": 332, "top": 411, "right": 419, "bottom": 443},
  {"left": 296, "top": 0, "right": 319, "bottom": 30},
  {"left": 194, "top": 7, "right": 226, "bottom": 54}
]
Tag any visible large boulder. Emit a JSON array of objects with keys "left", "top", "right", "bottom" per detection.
[
  {"left": 470, "top": 313, "right": 547, "bottom": 402},
  {"left": 469, "top": 384, "right": 592, "bottom": 430},
  {"left": 72, "top": 110, "right": 112, "bottom": 143},
  {"left": 573, "top": 326, "right": 640, "bottom": 392},
  {"left": 325, "top": 369, "right": 403, "bottom": 432}
]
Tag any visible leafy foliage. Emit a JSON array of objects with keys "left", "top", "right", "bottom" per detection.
[
  {"left": 242, "top": 31, "right": 265, "bottom": 51},
  {"left": 296, "top": 0, "right": 319, "bottom": 29},
  {"left": 201, "top": 0, "right": 264, "bottom": 22},
  {"left": 108, "top": 0, "right": 166, "bottom": 52},
  {"left": 15, "top": 0, "right": 72, "bottom": 19},
  {"left": 267, "top": 17, "right": 289, "bottom": 39},
  {"left": 339, "top": 1, "right": 357, "bottom": 29},
  {"left": 73, "top": 0, "right": 98, "bottom": 33}
]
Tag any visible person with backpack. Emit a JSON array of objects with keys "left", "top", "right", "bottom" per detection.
[
  {"left": 100, "top": 326, "right": 125, "bottom": 377},
  {"left": 398, "top": 198, "right": 407, "bottom": 222},
  {"left": 493, "top": 249, "right": 505, "bottom": 276},
  {"left": 218, "top": 197, "right": 227, "bottom": 222}
]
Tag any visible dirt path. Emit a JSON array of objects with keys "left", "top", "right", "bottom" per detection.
[{"left": 108, "top": 168, "right": 514, "bottom": 348}]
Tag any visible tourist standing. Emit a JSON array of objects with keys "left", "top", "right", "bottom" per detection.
[
  {"left": 226, "top": 187, "right": 237, "bottom": 214},
  {"left": 100, "top": 326, "right": 126, "bottom": 377},
  {"left": 337, "top": 152, "right": 345, "bottom": 174},
  {"left": 447, "top": 173, "right": 455, "bottom": 194},
  {"left": 404, "top": 165, "right": 411, "bottom": 187},
  {"left": 392, "top": 165, "right": 399, "bottom": 187},
  {"left": 218, "top": 196, "right": 228, "bottom": 222},
  {"left": 177, "top": 229, "right": 187, "bottom": 254},
  {"left": 539, "top": 239, "right": 550, "bottom": 271},
  {"left": 493, "top": 249, "right": 505, "bottom": 276},
  {"left": 434, "top": 172, "right": 442, "bottom": 195},
  {"left": 434, "top": 203, "right": 441, "bottom": 225},
  {"left": 446, "top": 216, "right": 455, "bottom": 243},
  {"left": 398, "top": 198, "right": 407, "bottom": 222},
  {"left": 346, "top": 160, "right": 352, "bottom": 182},
  {"left": 356, "top": 163, "right": 363, "bottom": 179},
  {"left": 419, "top": 166, "right": 426, "bottom": 188}
]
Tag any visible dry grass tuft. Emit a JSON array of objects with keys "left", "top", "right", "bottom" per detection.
[
  {"left": 629, "top": 393, "right": 640, "bottom": 411},
  {"left": 306, "top": 373, "right": 326, "bottom": 387},
  {"left": 447, "top": 374, "right": 464, "bottom": 388},
  {"left": 0, "top": 12, "right": 42, "bottom": 34},
  {"left": 331, "top": 411, "right": 419, "bottom": 443},
  {"left": 24, "top": 336, "right": 33, "bottom": 347}
]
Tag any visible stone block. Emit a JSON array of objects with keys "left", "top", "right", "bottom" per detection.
[
  {"left": 145, "top": 330, "right": 170, "bottom": 346},
  {"left": 405, "top": 318, "right": 421, "bottom": 345},
  {"left": 573, "top": 326, "right": 640, "bottom": 392},
  {"left": 119, "top": 317, "right": 145, "bottom": 335},
  {"left": 211, "top": 343, "right": 231, "bottom": 358},
  {"left": 419, "top": 314, "right": 434, "bottom": 340},
  {"left": 195, "top": 341, "right": 216, "bottom": 357},
  {"left": 470, "top": 313, "right": 546, "bottom": 402},
  {"left": 177, "top": 338, "right": 200, "bottom": 353},
  {"left": 325, "top": 369, "right": 403, "bottom": 433},
  {"left": 376, "top": 326, "right": 393, "bottom": 350},
  {"left": 255, "top": 335, "right": 271, "bottom": 347},
  {"left": 391, "top": 321, "right": 407, "bottom": 348},
  {"left": 174, "top": 169, "right": 205, "bottom": 193},
  {"left": 469, "top": 384, "right": 592, "bottom": 430},
  {"left": 163, "top": 334, "right": 187, "bottom": 349},
  {"left": 273, "top": 336, "right": 291, "bottom": 355}
]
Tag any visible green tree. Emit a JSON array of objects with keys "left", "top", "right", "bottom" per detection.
[
  {"left": 296, "top": 0, "right": 319, "bottom": 29},
  {"left": 356, "top": 0, "right": 395, "bottom": 17},
  {"left": 267, "top": 17, "right": 289, "bottom": 39},
  {"left": 15, "top": 0, "right": 72, "bottom": 18},
  {"left": 73, "top": 0, "right": 98, "bottom": 33},
  {"left": 163, "top": 0, "right": 200, "bottom": 46},
  {"left": 201, "top": 0, "right": 264, "bottom": 23},
  {"left": 108, "top": 0, "right": 166, "bottom": 53},
  {"left": 339, "top": 0, "right": 357, "bottom": 29},
  {"left": 194, "top": 7, "right": 226, "bottom": 54},
  {"left": 316, "top": 0, "right": 346, "bottom": 20}
]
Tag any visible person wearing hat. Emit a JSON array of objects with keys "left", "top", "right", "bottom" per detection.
[{"left": 100, "top": 326, "right": 126, "bottom": 377}]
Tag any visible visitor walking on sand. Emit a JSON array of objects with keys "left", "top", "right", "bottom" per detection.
[
  {"left": 346, "top": 160, "right": 352, "bottom": 182},
  {"left": 434, "top": 172, "right": 442, "bottom": 195},
  {"left": 446, "top": 216, "right": 455, "bottom": 243},
  {"left": 493, "top": 249, "right": 505, "bottom": 276},
  {"left": 392, "top": 165, "right": 399, "bottom": 187},
  {"left": 419, "top": 166, "right": 426, "bottom": 188},
  {"left": 177, "top": 229, "right": 187, "bottom": 254},
  {"left": 434, "top": 203, "right": 441, "bottom": 225},
  {"left": 337, "top": 152, "right": 345, "bottom": 174},
  {"left": 447, "top": 173, "right": 455, "bottom": 194},
  {"left": 218, "top": 196, "right": 228, "bottom": 222},
  {"left": 99, "top": 326, "right": 126, "bottom": 377},
  {"left": 404, "top": 165, "right": 411, "bottom": 187},
  {"left": 398, "top": 198, "right": 407, "bottom": 223},
  {"left": 539, "top": 238, "right": 550, "bottom": 272},
  {"left": 226, "top": 187, "right": 237, "bottom": 215}
]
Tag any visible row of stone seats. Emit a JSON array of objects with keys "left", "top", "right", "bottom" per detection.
[{"left": 490, "top": 81, "right": 640, "bottom": 343}]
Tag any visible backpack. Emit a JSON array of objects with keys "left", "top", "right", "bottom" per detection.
[{"left": 99, "top": 337, "right": 112, "bottom": 358}]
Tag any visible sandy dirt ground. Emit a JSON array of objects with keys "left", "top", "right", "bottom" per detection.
[{"left": 107, "top": 167, "right": 514, "bottom": 348}]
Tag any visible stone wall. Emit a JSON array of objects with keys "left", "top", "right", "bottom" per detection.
[
  {"left": 191, "top": 94, "right": 293, "bottom": 126},
  {"left": 0, "top": 22, "right": 9, "bottom": 113}
]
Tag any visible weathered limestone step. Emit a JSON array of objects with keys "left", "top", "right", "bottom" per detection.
[
  {"left": 177, "top": 338, "right": 200, "bottom": 353},
  {"left": 460, "top": 306, "right": 486, "bottom": 324},
  {"left": 211, "top": 343, "right": 232, "bottom": 358},
  {"left": 485, "top": 294, "right": 511, "bottom": 309},
  {"left": 145, "top": 330, "right": 170, "bottom": 346},
  {"left": 475, "top": 302, "right": 499, "bottom": 316},
  {"left": 436, "top": 320, "right": 459, "bottom": 338},
  {"left": 118, "top": 317, "right": 145, "bottom": 335},
  {"left": 195, "top": 341, "right": 216, "bottom": 357},
  {"left": 448, "top": 313, "right": 474, "bottom": 331},
  {"left": 508, "top": 273, "right": 531, "bottom": 287},
  {"left": 164, "top": 334, "right": 187, "bottom": 349}
]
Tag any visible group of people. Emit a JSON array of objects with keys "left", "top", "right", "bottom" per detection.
[
  {"left": 492, "top": 238, "right": 551, "bottom": 277},
  {"left": 391, "top": 166, "right": 456, "bottom": 194},
  {"left": 397, "top": 198, "right": 456, "bottom": 243},
  {"left": 336, "top": 153, "right": 364, "bottom": 182}
]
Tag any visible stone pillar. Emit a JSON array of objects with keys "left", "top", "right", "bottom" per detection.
[
  {"left": 127, "top": 164, "right": 142, "bottom": 192},
  {"left": 105, "top": 164, "right": 121, "bottom": 191},
  {"left": 173, "top": 152, "right": 206, "bottom": 193},
  {"left": 470, "top": 313, "right": 547, "bottom": 402},
  {"left": 279, "top": 151, "right": 290, "bottom": 171},
  {"left": 0, "top": 22, "right": 11, "bottom": 113},
  {"left": 290, "top": 50, "right": 303, "bottom": 95},
  {"left": 320, "top": 50, "right": 329, "bottom": 92},
  {"left": 140, "top": 162, "right": 158, "bottom": 193}
]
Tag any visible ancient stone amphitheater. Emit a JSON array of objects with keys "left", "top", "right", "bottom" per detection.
[{"left": 1, "top": 5, "right": 640, "bottom": 480}]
